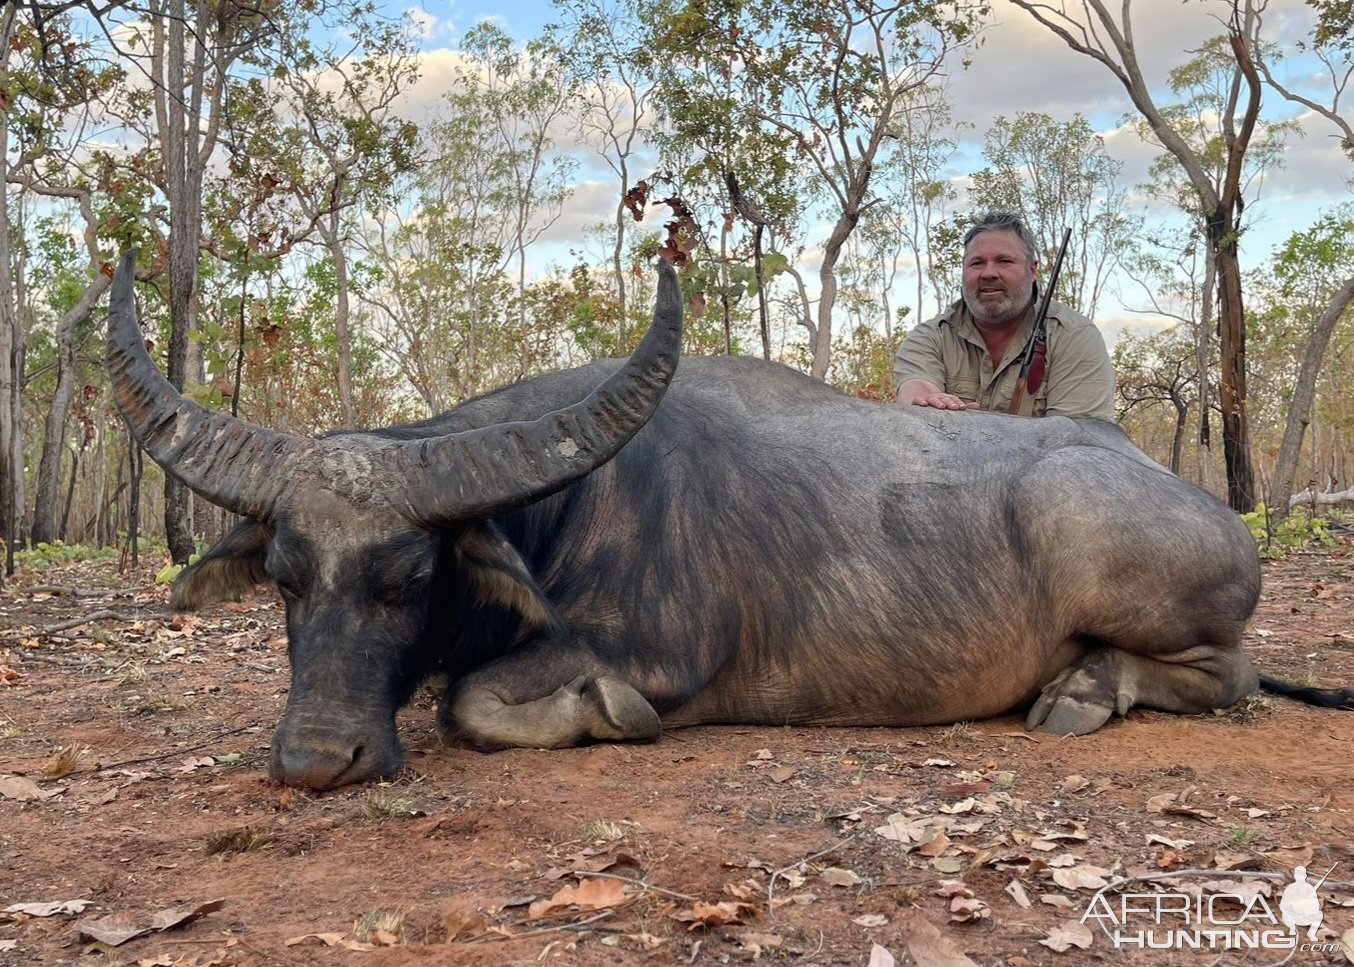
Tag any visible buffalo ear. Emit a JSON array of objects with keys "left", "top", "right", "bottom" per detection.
[
  {"left": 455, "top": 522, "right": 565, "bottom": 641},
  {"left": 170, "top": 520, "right": 273, "bottom": 611}
]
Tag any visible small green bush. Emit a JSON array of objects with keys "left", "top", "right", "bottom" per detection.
[{"left": 1241, "top": 504, "right": 1341, "bottom": 560}]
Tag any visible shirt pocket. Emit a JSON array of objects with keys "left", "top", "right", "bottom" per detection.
[{"left": 946, "top": 373, "right": 980, "bottom": 405}]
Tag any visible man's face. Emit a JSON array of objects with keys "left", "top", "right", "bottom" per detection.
[{"left": 962, "top": 229, "right": 1037, "bottom": 325}]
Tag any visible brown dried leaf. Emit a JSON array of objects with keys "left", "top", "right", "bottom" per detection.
[
  {"left": 918, "top": 830, "right": 952, "bottom": 858},
  {"left": 949, "top": 896, "right": 991, "bottom": 922},
  {"left": 1005, "top": 879, "right": 1032, "bottom": 909},
  {"left": 77, "top": 900, "right": 224, "bottom": 948},
  {"left": 896, "top": 911, "right": 977, "bottom": 966},
  {"left": 867, "top": 943, "right": 897, "bottom": 967},
  {"left": 1051, "top": 865, "right": 1112, "bottom": 891},
  {"left": 1039, "top": 920, "right": 1093, "bottom": 952},
  {"left": 0, "top": 775, "right": 60, "bottom": 802},
  {"left": 820, "top": 867, "right": 862, "bottom": 887},
  {"left": 1060, "top": 775, "right": 1089, "bottom": 793},
  {"left": 442, "top": 903, "right": 486, "bottom": 942},
  {"left": 672, "top": 900, "right": 752, "bottom": 930},
  {"left": 527, "top": 878, "right": 625, "bottom": 919},
  {"left": 4, "top": 899, "right": 95, "bottom": 917}
]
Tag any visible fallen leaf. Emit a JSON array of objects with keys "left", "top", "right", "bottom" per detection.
[
  {"left": 853, "top": 914, "right": 889, "bottom": 927},
  {"left": 1005, "top": 880, "right": 1031, "bottom": 909},
  {"left": 769, "top": 767, "right": 796, "bottom": 783},
  {"left": 821, "top": 867, "right": 862, "bottom": 888},
  {"left": 672, "top": 900, "right": 752, "bottom": 930},
  {"left": 4, "top": 899, "right": 95, "bottom": 917},
  {"left": 527, "top": 878, "right": 625, "bottom": 919},
  {"left": 1051, "top": 865, "right": 1112, "bottom": 891},
  {"left": 735, "top": 930, "right": 781, "bottom": 957},
  {"left": 0, "top": 775, "right": 60, "bottom": 802},
  {"left": 1039, "top": 894, "right": 1076, "bottom": 909},
  {"left": 895, "top": 912, "right": 977, "bottom": 966},
  {"left": 867, "top": 943, "right": 897, "bottom": 967},
  {"left": 443, "top": 904, "right": 486, "bottom": 941},
  {"left": 1039, "top": 920, "right": 1093, "bottom": 952},
  {"left": 939, "top": 797, "right": 976, "bottom": 814},
  {"left": 1146, "top": 834, "right": 1194, "bottom": 849},
  {"left": 949, "top": 896, "right": 991, "bottom": 922},
  {"left": 76, "top": 915, "right": 150, "bottom": 947},
  {"left": 1060, "top": 775, "right": 1089, "bottom": 793},
  {"left": 77, "top": 901, "right": 224, "bottom": 948},
  {"left": 875, "top": 814, "right": 928, "bottom": 844}
]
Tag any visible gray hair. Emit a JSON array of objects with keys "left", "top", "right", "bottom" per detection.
[{"left": 962, "top": 212, "right": 1037, "bottom": 265}]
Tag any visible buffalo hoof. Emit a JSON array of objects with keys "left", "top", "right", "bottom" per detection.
[
  {"left": 586, "top": 675, "right": 662, "bottom": 742},
  {"left": 438, "top": 673, "right": 661, "bottom": 750},
  {"left": 1025, "top": 650, "right": 1129, "bottom": 736}
]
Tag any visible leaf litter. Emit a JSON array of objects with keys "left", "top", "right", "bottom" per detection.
[{"left": 1, "top": 549, "right": 1352, "bottom": 964}]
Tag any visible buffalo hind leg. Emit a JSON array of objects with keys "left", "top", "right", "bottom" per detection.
[
  {"left": 440, "top": 674, "right": 661, "bottom": 751},
  {"left": 1026, "top": 644, "right": 1258, "bottom": 736}
]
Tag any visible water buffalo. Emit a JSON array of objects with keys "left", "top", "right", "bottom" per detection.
[{"left": 107, "top": 250, "right": 1344, "bottom": 790}]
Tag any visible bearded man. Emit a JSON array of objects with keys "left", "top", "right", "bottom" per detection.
[{"left": 894, "top": 211, "right": 1116, "bottom": 420}]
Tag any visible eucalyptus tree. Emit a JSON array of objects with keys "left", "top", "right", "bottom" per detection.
[
  {"left": 1253, "top": 210, "right": 1354, "bottom": 517},
  {"left": 641, "top": 0, "right": 986, "bottom": 380},
  {"left": 454, "top": 23, "right": 576, "bottom": 335},
  {"left": 1113, "top": 325, "right": 1203, "bottom": 477},
  {"left": 252, "top": 14, "right": 420, "bottom": 428},
  {"left": 546, "top": 0, "right": 657, "bottom": 338},
  {"left": 880, "top": 85, "right": 964, "bottom": 325},
  {"left": 1254, "top": 1, "right": 1354, "bottom": 517},
  {"left": 360, "top": 29, "right": 576, "bottom": 410},
  {"left": 1007, "top": 0, "right": 1276, "bottom": 511},
  {"left": 968, "top": 112, "right": 1128, "bottom": 320},
  {"left": 1, "top": 3, "right": 125, "bottom": 567}
]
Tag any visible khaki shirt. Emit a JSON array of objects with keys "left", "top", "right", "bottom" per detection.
[{"left": 893, "top": 299, "right": 1116, "bottom": 420}]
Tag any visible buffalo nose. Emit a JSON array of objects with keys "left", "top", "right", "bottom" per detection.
[{"left": 270, "top": 738, "right": 402, "bottom": 790}]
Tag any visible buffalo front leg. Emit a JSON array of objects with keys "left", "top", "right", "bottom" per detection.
[
  {"left": 1026, "top": 644, "right": 1259, "bottom": 736},
  {"left": 439, "top": 670, "right": 661, "bottom": 751}
]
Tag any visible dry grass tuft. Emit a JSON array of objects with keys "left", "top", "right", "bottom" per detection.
[
  {"left": 41, "top": 744, "right": 82, "bottom": 779},
  {"left": 202, "top": 826, "right": 278, "bottom": 857},
  {"left": 351, "top": 908, "right": 407, "bottom": 945}
]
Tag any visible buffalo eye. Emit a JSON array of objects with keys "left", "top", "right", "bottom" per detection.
[{"left": 365, "top": 534, "right": 436, "bottom": 606}]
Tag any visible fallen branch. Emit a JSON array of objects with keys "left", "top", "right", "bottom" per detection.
[
  {"left": 29, "top": 609, "right": 169, "bottom": 636},
  {"left": 1289, "top": 487, "right": 1354, "bottom": 508},
  {"left": 95, "top": 723, "right": 260, "bottom": 772},
  {"left": 467, "top": 910, "right": 614, "bottom": 944},
  {"left": 766, "top": 829, "right": 864, "bottom": 914}
]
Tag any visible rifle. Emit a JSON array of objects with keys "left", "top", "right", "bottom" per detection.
[{"left": 1007, "top": 227, "right": 1072, "bottom": 415}]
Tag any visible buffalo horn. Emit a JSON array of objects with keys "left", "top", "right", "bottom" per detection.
[
  {"left": 106, "top": 249, "right": 314, "bottom": 520},
  {"left": 392, "top": 256, "right": 685, "bottom": 524},
  {"left": 109, "top": 249, "right": 684, "bottom": 525}
]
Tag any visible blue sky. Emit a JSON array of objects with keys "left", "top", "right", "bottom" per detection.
[{"left": 381, "top": 0, "right": 1351, "bottom": 339}]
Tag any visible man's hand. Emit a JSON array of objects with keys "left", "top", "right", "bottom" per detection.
[{"left": 896, "top": 379, "right": 978, "bottom": 411}]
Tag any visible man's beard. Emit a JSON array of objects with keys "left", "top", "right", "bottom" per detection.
[{"left": 964, "top": 277, "right": 1034, "bottom": 324}]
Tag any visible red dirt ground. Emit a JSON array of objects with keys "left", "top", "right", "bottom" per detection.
[{"left": 1, "top": 541, "right": 1352, "bottom": 967}]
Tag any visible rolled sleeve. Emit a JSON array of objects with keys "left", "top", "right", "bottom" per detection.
[{"left": 893, "top": 321, "right": 947, "bottom": 388}]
